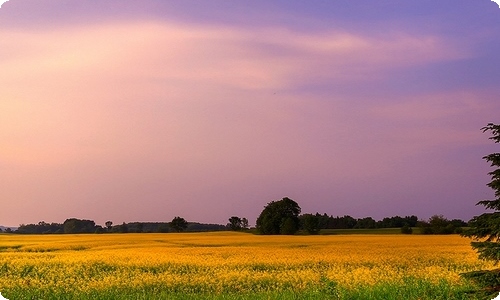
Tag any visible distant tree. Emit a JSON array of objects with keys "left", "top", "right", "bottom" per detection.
[
  {"left": 418, "top": 215, "right": 457, "bottom": 235},
  {"left": 228, "top": 216, "right": 242, "bottom": 231},
  {"left": 63, "top": 218, "right": 96, "bottom": 234},
  {"left": 241, "top": 218, "right": 249, "bottom": 230},
  {"left": 105, "top": 221, "right": 113, "bottom": 231},
  {"left": 332, "top": 215, "right": 357, "bottom": 229},
  {"left": 450, "top": 219, "right": 467, "bottom": 228},
  {"left": 256, "top": 197, "right": 301, "bottom": 235},
  {"left": 355, "top": 217, "right": 377, "bottom": 229},
  {"left": 94, "top": 226, "right": 105, "bottom": 234},
  {"left": 5, "top": 228, "right": 12, "bottom": 233},
  {"left": 119, "top": 222, "right": 128, "bottom": 233},
  {"left": 169, "top": 217, "right": 188, "bottom": 232},
  {"left": 158, "top": 224, "right": 169, "bottom": 233},
  {"left": 300, "top": 214, "right": 321, "bottom": 234},
  {"left": 462, "top": 123, "right": 500, "bottom": 297},
  {"left": 377, "top": 215, "right": 418, "bottom": 228},
  {"left": 136, "top": 222, "right": 144, "bottom": 233}
]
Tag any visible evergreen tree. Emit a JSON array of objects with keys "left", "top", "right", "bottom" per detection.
[{"left": 462, "top": 123, "right": 500, "bottom": 296}]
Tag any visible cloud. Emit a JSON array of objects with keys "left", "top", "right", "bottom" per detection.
[
  {"left": 0, "top": 15, "right": 494, "bottom": 225},
  {"left": 0, "top": 19, "right": 468, "bottom": 91},
  {"left": 0, "top": 0, "right": 8, "bottom": 8},
  {"left": 0, "top": 19, "right": 479, "bottom": 180}
]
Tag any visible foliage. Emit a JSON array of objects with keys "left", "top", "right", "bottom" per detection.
[
  {"left": 169, "top": 216, "right": 188, "bottom": 232},
  {"left": 461, "top": 123, "right": 500, "bottom": 296},
  {"left": 105, "top": 221, "right": 113, "bottom": 231},
  {"left": 418, "top": 215, "right": 462, "bottom": 235},
  {"left": 378, "top": 215, "right": 418, "bottom": 228},
  {"left": 118, "top": 222, "right": 128, "bottom": 233},
  {"left": 17, "top": 221, "right": 63, "bottom": 234},
  {"left": 256, "top": 197, "right": 301, "bottom": 235},
  {"left": 463, "top": 123, "right": 500, "bottom": 258},
  {"left": 228, "top": 216, "right": 243, "bottom": 231},
  {"left": 354, "top": 217, "right": 377, "bottom": 229},
  {"left": 300, "top": 214, "right": 321, "bottom": 234},
  {"left": 63, "top": 218, "right": 98, "bottom": 234},
  {"left": 302, "top": 213, "right": 421, "bottom": 230}
]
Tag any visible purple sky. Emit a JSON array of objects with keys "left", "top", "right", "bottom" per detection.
[{"left": 1, "top": 0, "right": 499, "bottom": 227}]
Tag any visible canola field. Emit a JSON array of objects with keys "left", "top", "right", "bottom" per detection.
[{"left": 0, "top": 232, "right": 493, "bottom": 299}]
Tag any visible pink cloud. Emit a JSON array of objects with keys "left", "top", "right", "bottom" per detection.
[{"left": 0, "top": 16, "right": 495, "bottom": 226}]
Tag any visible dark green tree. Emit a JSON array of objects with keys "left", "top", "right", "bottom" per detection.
[
  {"left": 417, "top": 215, "right": 459, "bottom": 235},
  {"left": 300, "top": 214, "right": 321, "bottom": 235},
  {"left": 169, "top": 216, "right": 188, "bottom": 232},
  {"left": 158, "top": 224, "right": 169, "bottom": 233},
  {"left": 119, "top": 222, "right": 128, "bottom": 233},
  {"left": 462, "top": 123, "right": 500, "bottom": 296},
  {"left": 227, "top": 216, "right": 242, "bottom": 231},
  {"left": 63, "top": 218, "right": 96, "bottom": 234},
  {"left": 136, "top": 222, "right": 144, "bottom": 233},
  {"left": 256, "top": 197, "right": 301, "bottom": 235},
  {"left": 354, "top": 217, "right": 377, "bottom": 229},
  {"left": 105, "top": 221, "right": 113, "bottom": 232}
]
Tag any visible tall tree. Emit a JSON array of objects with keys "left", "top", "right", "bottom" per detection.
[
  {"left": 462, "top": 123, "right": 500, "bottom": 296},
  {"left": 256, "top": 197, "right": 301, "bottom": 235}
]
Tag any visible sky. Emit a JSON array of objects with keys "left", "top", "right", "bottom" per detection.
[{"left": 1, "top": 0, "right": 499, "bottom": 227}]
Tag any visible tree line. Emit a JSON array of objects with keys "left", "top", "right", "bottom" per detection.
[
  {"left": 254, "top": 197, "right": 467, "bottom": 235},
  {"left": 2, "top": 210, "right": 467, "bottom": 235},
  {"left": 11, "top": 217, "right": 226, "bottom": 234}
]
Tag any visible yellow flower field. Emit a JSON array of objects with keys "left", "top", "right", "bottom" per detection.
[{"left": 0, "top": 232, "right": 492, "bottom": 299}]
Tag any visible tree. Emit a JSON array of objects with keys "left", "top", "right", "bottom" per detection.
[
  {"left": 136, "top": 222, "right": 144, "bottom": 233},
  {"left": 169, "top": 216, "right": 188, "bottom": 232},
  {"left": 462, "top": 123, "right": 500, "bottom": 296},
  {"left": 63, "top": 218, "right": 96, "bottom": 234},
  {"left": 227, "top": 216, "right": 242, "bottom": 231},
  {"left": 119, "top": 222, "right": 128, "bottom": 233},
  {"left": 105, "top": 221, "right": 113, "bottom": 231},
  {"left": 158, "top": 224, "right": 169, "bottom": 233},
  {"left": 301, "top": 214, "right": 321, "bottom": 234},
  {"left": 241, "top": 218, "right": 249, "bottom": 230},
  {"left": 355, "top": 217, "right": 377, "bottom": 229},
  {"left": 256, "top": 197, "right": 301, "bottom": 235},
  {"left": 417, "top": 215, "right": 458, "bottom": 235}
]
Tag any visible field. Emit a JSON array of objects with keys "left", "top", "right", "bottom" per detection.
[{"left": 0, "top": 232, "right": 493, "bottom": 299}]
